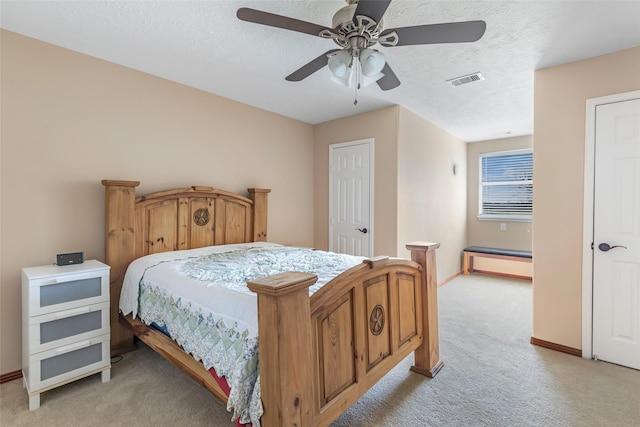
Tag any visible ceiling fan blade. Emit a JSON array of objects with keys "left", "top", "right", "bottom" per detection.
[
  {"left": 286, "top": 49, "right": 341, "bottom": 82},
  {"left": 353, "top": 0, "right": 392, "bottom": 23},
  {"left": 377, "top": 63, "right": 401, "bottom": 91},
  {"left": 237, "top": 7, "right": 333, "bottom": 37},
  {"left": 381, "top": 20, "right": 487, "bottom": 46}
]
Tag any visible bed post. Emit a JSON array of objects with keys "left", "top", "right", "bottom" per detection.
[
  {"left": 248, "top": 188, "right": 270, "bottom": 242},
  {"left": 247, "top": 272, "right": 317, "bottom": 427},
  {"left": 102, "top": 179, "right": 140, "bottom": 357},
  {"left": 406, "top": 241, "right": 444, "bottom": 377}
]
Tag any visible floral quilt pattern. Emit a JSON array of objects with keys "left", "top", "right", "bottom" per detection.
[{"left": 137, "top": 246, "right": 363, "bottom": 426}]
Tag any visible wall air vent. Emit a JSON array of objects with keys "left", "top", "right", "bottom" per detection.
[{"left": 446, "top": 72, "right": 485, "bottom": 87}]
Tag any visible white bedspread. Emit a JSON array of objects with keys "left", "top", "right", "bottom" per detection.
[{"left": 121, "top": 241, "right": 278, "bottom": 323}]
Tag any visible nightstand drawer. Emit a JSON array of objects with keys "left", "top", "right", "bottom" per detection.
[
  {"left": 26, "top": 269, "right": 109, "bottom": 316},
  {"left": 29, "top": 301, "right": 109, "bottom": 354},
  {"left": 24, "top": 333, "right": 110, "bottom": 393}
]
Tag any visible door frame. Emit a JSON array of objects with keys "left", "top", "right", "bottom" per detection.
[
  {"left": 328, "top": 138, "right": 374, "bottom": 257},
  {"left": 581, "top": 89, "right": 640, "bottom": 359}
]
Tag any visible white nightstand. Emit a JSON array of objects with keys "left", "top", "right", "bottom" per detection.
[{"left": 21, "top": 260, "right": 111, "bottom": 410}]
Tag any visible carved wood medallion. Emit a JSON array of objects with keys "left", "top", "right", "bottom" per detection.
[
  {"left": 369, "top": 304, "right": 385, "bottom": 336},
  {"left": 193, "top": 208, "right": 210, "bottom": 226}
]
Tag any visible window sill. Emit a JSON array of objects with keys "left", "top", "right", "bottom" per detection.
[{"left": 477, "top": 214, "right": 532, "bottom": 222}]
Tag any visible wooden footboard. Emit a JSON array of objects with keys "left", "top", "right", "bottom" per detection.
[{"left": 248, "top": 242, "right": 441, "bottom": 427}]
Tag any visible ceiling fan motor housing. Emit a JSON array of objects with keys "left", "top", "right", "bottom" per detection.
[
  {"left": 332, "top": 3, "right": 357, "bottom": 28},
  {"left": 330, "top": 3, "right": 384, "bottom": 50}
]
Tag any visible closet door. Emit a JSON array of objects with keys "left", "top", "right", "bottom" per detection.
[{"left": 592, "top": 97, "right": 640, "bottom": 370}]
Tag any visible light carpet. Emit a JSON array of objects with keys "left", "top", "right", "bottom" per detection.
[{"left": 2, "top": 274, "right": 639, "bottom": 426}]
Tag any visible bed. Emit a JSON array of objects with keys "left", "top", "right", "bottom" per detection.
[{"left": 102, "top": 180, "right": 443, "bottom": 427}]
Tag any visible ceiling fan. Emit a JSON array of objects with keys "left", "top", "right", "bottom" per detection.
[{"left": 237, "top": 0, "right": 486, "bottom": 97}]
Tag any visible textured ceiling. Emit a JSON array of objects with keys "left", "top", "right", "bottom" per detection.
[{"left": 2, "top": 1, "right": 640, "bottom": 142}]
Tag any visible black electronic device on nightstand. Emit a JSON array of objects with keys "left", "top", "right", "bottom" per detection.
[{"left": 56, "top": 252, "right": 84, "bottom": 266}]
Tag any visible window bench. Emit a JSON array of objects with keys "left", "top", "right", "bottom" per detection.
[{"left": 463, "top": 246, "right": 532, "bottom": 277}]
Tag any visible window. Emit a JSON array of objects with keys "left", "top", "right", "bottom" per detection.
[{"left": 479, "top": 149, "right": 532, "bottom": 221}]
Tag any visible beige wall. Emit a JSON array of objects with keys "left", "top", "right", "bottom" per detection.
[
  {"left": 313, "top": 106, "right": 399, "bottom": 257},
  {"left": 533, "top": 46, "right": 640, "bottom": 349},
  {"left": 466, "top": 135, "right": 533, "bottom": 251},
  {"left": 397, "top": 107, "right": 467, "bottom": 281},
  {"left": 313, "top": 106, "right": 467, "bottom": 282},
  {"left": 0, "top": 31, "right": 315, "bottom": 374}
]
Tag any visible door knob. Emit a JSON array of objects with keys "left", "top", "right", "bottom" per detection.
[
  {"left": 356, "top": 228, "right": 368, "bottom": 234},
  {"left": 598, "top": 243, "right": 627, "bottom": 252}
]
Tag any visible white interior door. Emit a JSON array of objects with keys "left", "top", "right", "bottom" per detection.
[
  {"left": 329, "top": 139, "right": 373, "bottom": 257},
  {"left": 592, "top": 98, "right": 640, "bottom": 370}
]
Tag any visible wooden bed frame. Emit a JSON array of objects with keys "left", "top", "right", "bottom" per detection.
[{"left": 102, "top": 180, "right": 443, "bottom": 427}]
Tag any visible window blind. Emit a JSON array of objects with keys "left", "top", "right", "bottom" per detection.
[{"left": 480, "top": 151, "right": 533, "bottom": 218}]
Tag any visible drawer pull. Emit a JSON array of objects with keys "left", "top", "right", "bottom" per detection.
[
  {"left": 54, "top": 306, "right": 91, "bottom": 320},
  {"left": 55, "top": 340, "right": 92, "bottom": 355}
]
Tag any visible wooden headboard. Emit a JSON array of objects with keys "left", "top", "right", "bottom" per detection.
[{"left": 101, "top": 180, "right": 270, "bottom": 355}]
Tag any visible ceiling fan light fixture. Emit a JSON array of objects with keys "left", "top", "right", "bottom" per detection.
[
  {"left": 359, "top": 48, "right": 385, "bottom": 77},
  {"left": 328, "top": 48, "right": 386, "bottom": 89},
  {"left": 328, "top": 50, "right": 353, "bottom": 78}
]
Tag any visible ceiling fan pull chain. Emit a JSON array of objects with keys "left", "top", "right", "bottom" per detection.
[{"left": 354, "top": 56, "right": 360, "bottom": 105}]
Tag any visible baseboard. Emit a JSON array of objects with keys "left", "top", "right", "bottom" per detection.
[
  {"left": 469, "top": 269, "right": 532, "bottom": 280},
  {"left": 438, "top": 271, "right": 462, "bottom": 287},
  {"left": 530, "top": 337, "right": 582, "bottom": 357},
  {"left": 1, "top": 369, "right": 22, "bottom": 384}
]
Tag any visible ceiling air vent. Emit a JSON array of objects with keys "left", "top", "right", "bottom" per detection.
[{"left": 446, "top": 72, "right": 485, "bottom": 87}]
